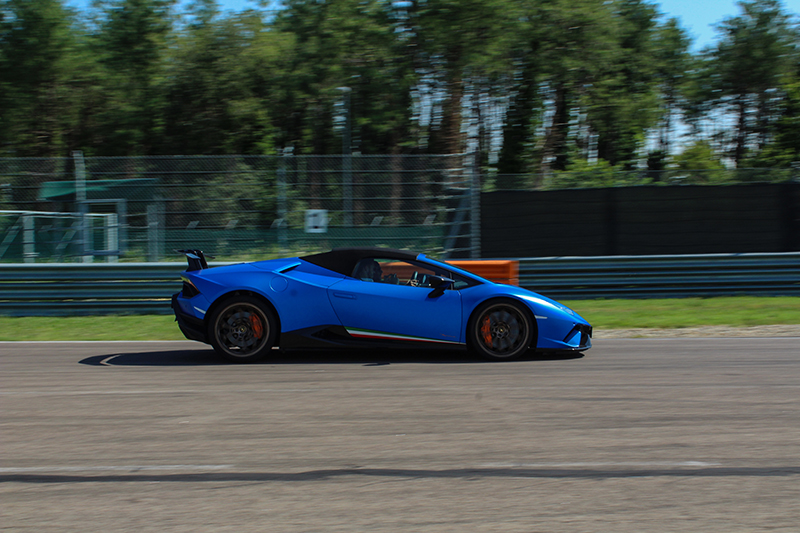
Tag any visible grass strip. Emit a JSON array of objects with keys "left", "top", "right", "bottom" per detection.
[
  {"left": 0, "top": 315, "right": 185, "bottom": 341},
  {"left": 563, "top": 296, "right": 800, "bottom": 329},
  {"left": 0, "top": 296, "right": 798, "bottom": 341}
]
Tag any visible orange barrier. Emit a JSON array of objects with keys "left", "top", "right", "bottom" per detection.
[{"left": 448, "top": 260, "right": 519, "bottom": 286}]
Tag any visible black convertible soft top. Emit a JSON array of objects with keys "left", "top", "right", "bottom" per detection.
[{"left": 300, "top": 247, "right": 419, "bottom": 277}]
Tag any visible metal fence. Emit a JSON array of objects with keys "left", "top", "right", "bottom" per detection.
[
  {"left": 3, "top": 155, "right": 798, "bottom": 264},
  {"left": 0, "top": 153, "right": 477, "bottom": 263}
]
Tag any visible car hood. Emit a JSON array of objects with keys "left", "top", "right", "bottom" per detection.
[{"left": 494, "top": 284, "right": 590, "bottom": 324}]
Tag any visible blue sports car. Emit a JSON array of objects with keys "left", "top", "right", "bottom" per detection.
[{"left": 172, "top": 247, "right": 592, "bottom": 362}]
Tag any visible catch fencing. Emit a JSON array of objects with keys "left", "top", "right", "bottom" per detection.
[
  {"left": 4, "top": 155, "right": 799, "bottom": 264},
  {"left": 0, "top": 153, "right": 477, "bottom": 263},
  {"left": 1, "top": 253, "right": 798, "bottom": 317}
]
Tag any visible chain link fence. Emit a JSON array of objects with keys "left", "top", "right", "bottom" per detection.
[
  {"left": 3, "top": 155, "right": 797, "bottom": 263},
  {"left": 0, "top": 154, "right": 476, "bottom": 263}
]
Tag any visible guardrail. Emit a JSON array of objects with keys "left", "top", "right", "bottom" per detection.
[
  {"left": 1, "top": 253, "right": 799, "bottom": 316},
  {"left": 0, "top": 262, "right": 187, "bottom": 316},
  {"left": 518, "top": 252, "right": 800, "bottom": 299}
]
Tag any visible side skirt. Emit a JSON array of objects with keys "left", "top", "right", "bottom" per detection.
[{"left": 279, "top": 325, "right": 465, "bottom": 350}]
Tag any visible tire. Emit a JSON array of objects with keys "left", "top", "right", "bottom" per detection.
[
  {"left": 468, "top": 300, "right": 534, "bottom": 361},
  {"left": 208, "top": 295, "right": 277, "bottom": 363}
]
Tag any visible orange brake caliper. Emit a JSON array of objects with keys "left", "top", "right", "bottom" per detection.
[
  {"left": 480, "top": 316, "right": 493, "bottom": 347},
  {"left": 249, "top": 315, "right": 264, "bottom": 339}
]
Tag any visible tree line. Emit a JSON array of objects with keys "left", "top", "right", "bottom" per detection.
[{"left": 2, "top": 0, "right": 800, "bottom": 184}]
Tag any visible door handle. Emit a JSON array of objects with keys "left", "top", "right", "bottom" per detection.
[{"left": 332, "top": 292, "right": 356, "bottom": 299}]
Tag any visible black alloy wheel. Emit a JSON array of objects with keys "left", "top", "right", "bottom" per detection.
[
  {"left": 469, "top": 300, "right": 534, "bottom": 361},
  {"left": 208, "top": 296, "right": 277, "bottom": 363}
]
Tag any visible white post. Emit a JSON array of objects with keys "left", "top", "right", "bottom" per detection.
[
  {"left": 73, "top": 151, "right": 91, "bottom": 263},
  {"left": 22, "top": 215, "right": 35, "bottom": 263},
  {"left": 106, "top": 213, "right": 119, "bottom": 263},
  {"left": 147, "top": 203, "right": 159, "bottom": 262}
]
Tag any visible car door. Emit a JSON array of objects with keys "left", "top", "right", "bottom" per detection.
[{"left": 326, "top": 258, "right": 463, "bottom": 345}]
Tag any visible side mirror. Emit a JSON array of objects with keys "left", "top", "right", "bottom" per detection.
[{"left": 427, "top": 275, "right": 455, "bottom": 298}]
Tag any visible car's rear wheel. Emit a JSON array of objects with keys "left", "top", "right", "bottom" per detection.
[
  {"left": 208, "top": 296, "right": 277, "bottom": 363},
  {"left": 468, "top": 300, "right": 534, "bottom": 361}
]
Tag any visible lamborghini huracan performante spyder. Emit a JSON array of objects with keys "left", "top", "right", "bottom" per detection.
[{"left": 171, "top": 247, "right": 592, "bottom": 362}]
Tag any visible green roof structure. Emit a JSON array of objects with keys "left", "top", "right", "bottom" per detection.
[{"left": 38, "top": 178, "right": 159, "bottom": 202}]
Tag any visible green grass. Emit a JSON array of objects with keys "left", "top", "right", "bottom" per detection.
[
  {"left": 1, "top": 296, "right": 798, "bottom": 341},
  {"left": 0, "top": 315, "right": 185, "bottom": 341},
  {"left": 563, "top": 296, "right": 800, "bottom": 329}
]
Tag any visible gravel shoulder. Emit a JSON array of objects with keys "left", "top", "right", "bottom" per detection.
[{"left": 595, "top": 324, "right": 800, "bottom": 338}]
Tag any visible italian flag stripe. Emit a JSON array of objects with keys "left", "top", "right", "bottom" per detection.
[{"left": 346, "top": 328, "right": 463, "bottom": 345}]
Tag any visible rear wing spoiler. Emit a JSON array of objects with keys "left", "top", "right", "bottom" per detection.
[{"left": 177, "top": 249, "right": 213, "bottom": 271}]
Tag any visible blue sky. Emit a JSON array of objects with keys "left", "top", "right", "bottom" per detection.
[
  {"left": 660, "top": 0, "right": 800, "bottom": 50},
  {"left": 63, "top": 0, "right": 800, "bottom": 51}
]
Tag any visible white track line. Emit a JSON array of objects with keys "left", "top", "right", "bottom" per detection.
[
  {"left": 480, "top": 461, "right": 721, "bottom": 468},
  {"left": 1, "top": 462, "right": 722, "bottom": 475},
  {"left": 0, "top": 464, "right": 234, "bottom": 473}
]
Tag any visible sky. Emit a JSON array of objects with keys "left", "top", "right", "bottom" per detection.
[
  {"left": 60, "top": 0, "right": 800, "bottom": 51},
  {"left": 62, "top": 0, "right": 800, "bottom": 51},
  {"left": 659, "top": 0, "right": 800, "bottom": 50}
]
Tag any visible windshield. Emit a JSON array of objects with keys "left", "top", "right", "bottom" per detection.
[{"left": 417, "top": 254, "right": 490, "bottom": 286}]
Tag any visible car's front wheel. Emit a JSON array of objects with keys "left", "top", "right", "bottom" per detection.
[
  {"left": 208, "top": 295, "right": 277, "bottom": 363},
  {"left": 468, "top": 300, "right": 534, "bottom": 361}
]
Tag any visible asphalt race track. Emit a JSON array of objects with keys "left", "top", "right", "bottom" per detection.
[{"left": 2, "top": 338, "right": 799, "bottom": 532}]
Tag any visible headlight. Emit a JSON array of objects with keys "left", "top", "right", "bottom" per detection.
[{"left": 557, "top": 304, "right": 575, "bottom": 316}]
